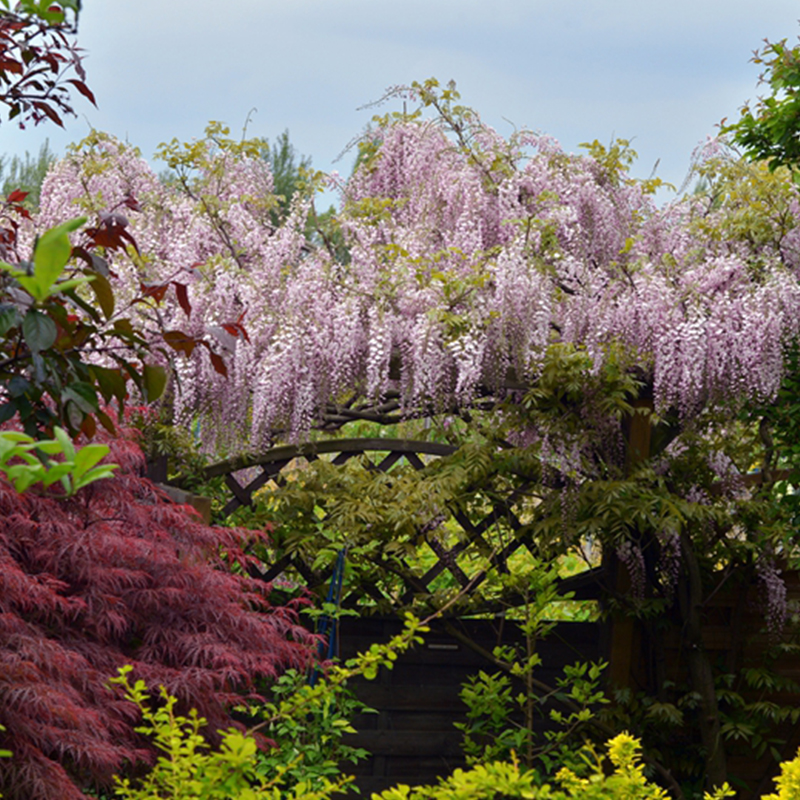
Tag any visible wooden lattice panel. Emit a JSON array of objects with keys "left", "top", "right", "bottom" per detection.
[{"left": 203, "top": 438, "right": 562, "bottom": 614}]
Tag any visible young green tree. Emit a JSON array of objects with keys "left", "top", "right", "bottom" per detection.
[
  {"left": 723, "top": 34, "right": 800, "bottom": 175},
  {"left": 264, "top": 129, "right": 313, "bottom": 224}
]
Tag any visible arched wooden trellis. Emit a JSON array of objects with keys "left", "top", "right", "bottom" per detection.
[
  {"left": 172, "top": 416, "right": 799, "bottom": 795},
  {"left": 202, "top": 437, "right": 603, "bottom": 615},
  {"left": 198, "top": 436, "right": 605, "bottom": 793}
]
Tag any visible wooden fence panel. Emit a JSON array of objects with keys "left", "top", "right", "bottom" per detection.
[{"left": 337, "top": 617, "right": 601, "bottom": 795}]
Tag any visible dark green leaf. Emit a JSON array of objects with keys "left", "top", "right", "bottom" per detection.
[
  {"left": 90, "top": 365, "right": 127, "bottom": 404},
  {"left": 63, "top": 382, "right": 99, "bottom": 413},
  {"left": 7, "top": 376, "right": 31, "bottom": 397},
  {"left": 63, "top": 288, "right": 101, "bottom": 322},
  {"left": 0, "top": 303, "right": 20, "bottom": 337},
  {"left": 0, "top": 401, "right": 17, "bottom": 424},
  {"left": 142, "top": 364, "right": 167, "bottom": 402},
  {"left": 22, "top": 309, "right": 56, "bottom": 352},
  {"left": 65, "top": 401, "right": 83, "bottom": 431},
  {"left": 113, "top": 318, "right": 136, "bottom": 339},
  {"left": 31, "top": 352, "right": 46, "bottom": 385},
  {"left": 96, "top": 409, "right": 117, "bottom": 435},
  {"left": 88, "top": 271, "right": 115, "bottom": 319}
]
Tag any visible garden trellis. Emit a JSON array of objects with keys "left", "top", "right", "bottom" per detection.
[{"left": 202, "top": 436, "right": 583, "bottom": 614}]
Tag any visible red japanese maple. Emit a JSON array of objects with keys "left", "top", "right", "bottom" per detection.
[{"left": 0, "top": 429, "right": 314, "bottom": 799}]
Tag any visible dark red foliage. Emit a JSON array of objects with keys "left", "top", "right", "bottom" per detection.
[
  {"left": 0, "top": 429, "right": 315, "bottom": 799},
  {"left": 0, "top": 6, "right": 93, "bottom": 129}
]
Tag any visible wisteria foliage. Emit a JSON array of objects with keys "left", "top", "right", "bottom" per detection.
[{"left": 33, "top": 91, "right": 800, "bottom": 452}]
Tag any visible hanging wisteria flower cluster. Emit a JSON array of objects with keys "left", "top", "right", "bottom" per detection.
[
  {"left": 756, "top": 556, "right": 788, "bottom": 638},
  {"left": 616, "top": 539, "right": 646, "bottom": 601},
  {"left": 31, "top": 85, "right": 800, "bottom": 452}
]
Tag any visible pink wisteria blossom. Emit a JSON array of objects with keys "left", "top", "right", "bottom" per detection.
[{"left": 33, "top": 106, "right": 800, "bottom": 452}]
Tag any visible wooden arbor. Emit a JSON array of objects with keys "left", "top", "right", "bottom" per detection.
[
  {"left": 193, "top": 405, "right": 800, "bottom": 795},
  {"left": 202, "top": 437, "right": 604, "bottom": 615}
]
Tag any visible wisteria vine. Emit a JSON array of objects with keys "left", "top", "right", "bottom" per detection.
[{"left": 29, "top": 89, "right": 800, "bottom": 454}]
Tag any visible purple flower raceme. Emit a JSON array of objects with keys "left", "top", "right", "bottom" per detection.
[{"left": 31, "top": 106, "right": 800, "bottom": 451}]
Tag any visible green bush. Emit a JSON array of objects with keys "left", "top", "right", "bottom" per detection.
[
  {"left": 107, "top": 614, "right": 429, "bottom": 799},
  {"left": 109, "top": 666, "right": 351, "bottom": 800},
  {"left": 105, "top": 636, "right": 800, "bottom": 800}
]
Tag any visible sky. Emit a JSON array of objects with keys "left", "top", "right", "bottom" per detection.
[{"left": 0, "top": 0, "right": 799, "bottom": 205}]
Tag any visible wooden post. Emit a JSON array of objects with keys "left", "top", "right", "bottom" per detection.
[
  {"left": 607, "top": 399, "right": 652, "bottom": 690},
  {"left": 625, "top": 401, "right": 652, "bottom": 474}
]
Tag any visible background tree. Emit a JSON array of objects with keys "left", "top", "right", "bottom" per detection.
[
  {"left": 0, "top": 138, "right": 57, "bottom": 206},
  {"left": 263, "top": 128, "right": 312, "bottom": 225},
  {"left": 723, "top": 34, "right": 800, "bottom": 176}
]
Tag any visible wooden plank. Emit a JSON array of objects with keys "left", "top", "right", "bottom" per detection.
[
  {"left": 224, "top": 473, "right": 251, "bottom": 507},
  {"left": 351, "top": 684, "right": 468, "bottom": 711},
  {"left": 345, "top": 729, "right": 464, "bottom": 758}
]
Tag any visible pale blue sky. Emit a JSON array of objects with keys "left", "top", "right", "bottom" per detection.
[{"left": 1, "top": 0, "right": 798, "bottom": 200}]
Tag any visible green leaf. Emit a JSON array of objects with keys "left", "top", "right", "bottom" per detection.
[
  {"left": 73, "top": 463, "right": 119, "bottom": 491},
  {"left": 52, "top": 426, "right": 76, "bottom": 462},
  {"left": 31, "top": 440, "right": 68, "bottom": 455},
  {"left": 0, "top": 303, "right": 19, "bottom": 337},
  {"left": 50, "top": 275, "right": 95, "bottom": 295},
  {"left": 63, "top": 382, "right": 99, "bottom": 414},
  {"left": 0, "top": 431, "right": 33, "bottom": 444},
  {"left": 32, "top": 216, "right": 87, "bottom": 299},
  {"left": 88, "top": 271, "right": 115, "bottom": 319},
  {"left": 95, "top": 409, "right": 117, "bottom": 435},
  {"left": 91, "top": 365, "right": 127, "bottom": 404},
  {"left": 0, "top": 264, "right": 37, "bottom": 299},
  {"left": 0, "top": 436, "right": 25, "bottom": 466},
  {"left": 22, "top": 309, "right": 57, "bottom": 352},
  {"left": 4, "top": 463, "right": 43, "bottom": 493},
  {"left": 112, "top": 318, "right": 136, "bottom": 339},
  {"left": 73, "top": 443, "right": 110, "bottom": 480},
  {"left": 142, "top": 364, "right": 167, "bottom": 403},
  {"left": 0, "top": 403, "right": 17, "bottom": 425},
  {"left": 6, "top": 377, "right": 31, "bottom": 398},
  {"left": 41, "top": 462, "right": 75, "bottom": 488}
]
